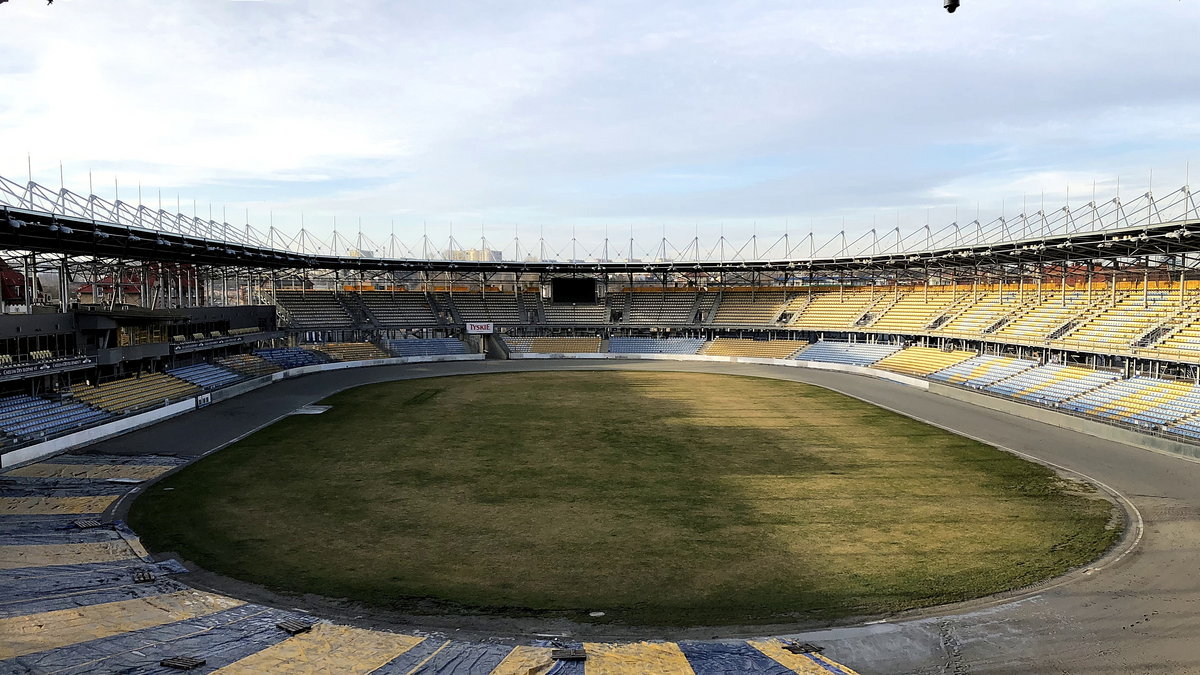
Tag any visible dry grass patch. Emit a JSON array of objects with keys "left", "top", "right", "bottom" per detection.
[{"left": 130, "top": 371, "right": 1119, "bottom": 626}]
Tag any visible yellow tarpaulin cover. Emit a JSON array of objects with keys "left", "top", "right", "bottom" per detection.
[
  {"left": 748, "top": 639, "right": 861, "bottom": 674},
  {"left": 489, "top": 646, "right": 555, "bottom": 675},
  {"left": 6, "top": 463, "right": 172, "bottom": 480},
  {"left": 0, "top": 495, "right": 119, "bottom": 515},
  {"left": 0, "top": 541, "right": 138, "bottom": 570},
  {"left": 581, "top": 641, "right": 695, "bottom": 674},
  {"left": 0, "top": 590, "right": 242, "bottom": 659},
  {"left": 211, "top": 623, "right": 425, "bottom": 674}
]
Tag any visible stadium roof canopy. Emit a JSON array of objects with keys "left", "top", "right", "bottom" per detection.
[{"left": 3, "top": 175, "right": 1200, "bottom": 276}]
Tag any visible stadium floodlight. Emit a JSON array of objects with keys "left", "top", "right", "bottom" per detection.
[{"left": 944, "top": 0, "right": 960, "bottom": 12}]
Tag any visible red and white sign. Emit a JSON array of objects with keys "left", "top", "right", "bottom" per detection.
[{"left": 466, "top": 322, "right": 494, "bottom": 334}]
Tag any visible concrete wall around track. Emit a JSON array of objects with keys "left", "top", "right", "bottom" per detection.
[
  {"left": 0, "top": 399, "right": 196, "bottom": 469},
  {"left": 506, "top": 352, "right": 931, "bottom": 389},
  {"left": 0, "top": 353, "right": 485, "bottom": 469}
]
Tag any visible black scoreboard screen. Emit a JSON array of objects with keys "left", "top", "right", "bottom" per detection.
[{"left": 550, "top": 278, "right": 597, "bottom": 304}]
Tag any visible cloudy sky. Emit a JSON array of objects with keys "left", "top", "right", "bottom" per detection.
[{"left": 2, "top": 0, "right": 1199, "bottom": 256}]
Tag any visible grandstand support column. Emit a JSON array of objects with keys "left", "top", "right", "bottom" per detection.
[
  {"left": 58, "top": 254, "right": 69, "bottom": 309},
  {"left": 139, "top": 262, "right": 149, "bottom": 308},
  {"left": 108, "top": 264, "right": 119, "bottom": 311},
  {"left": 23, "top": 253, "right": 34, "bottom": 313},
  {"left": 115, "top": 263, "right": 125, "bottom": 306}
]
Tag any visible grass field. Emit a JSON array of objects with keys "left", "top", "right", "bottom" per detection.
[{"left": 130, "top": 371, "right": 1120, "bottom": 626}]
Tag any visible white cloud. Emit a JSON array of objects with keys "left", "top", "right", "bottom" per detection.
[{"left": 0, "top": 0, "right": 1198, "bottom": 248}]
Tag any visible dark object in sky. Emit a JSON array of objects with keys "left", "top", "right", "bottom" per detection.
[
  {"left": 551, "top": 277, "right": 597, "bottom": 304},
  {"left": 945, "top": 0, "right": 960, "bottom": 12}
]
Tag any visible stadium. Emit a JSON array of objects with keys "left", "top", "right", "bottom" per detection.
[
  {"left": 1, "top": 169, "right": 1199, "bottom": 673},
  {"left": 9, "top": 0, "right": 1200, "bottom": 670}
]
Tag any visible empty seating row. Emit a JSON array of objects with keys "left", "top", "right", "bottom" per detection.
[
  {"left": 166, "top": 363, "right": 244, "bottom": 389},
  {"left": 785, "top": 288, "right": 880, "bottom": 330},
  {"left": 358, "top": 292, "right": 439, "bottom": 327},
  {"left": 699, "top": 338, "right": 807, "bottom": 359},
  {"left": 1060, "top": 376, "right": 1200, "bottom": 428},
  {"left": 985, "top": 364, "right": 1120, "bottom": 404},
  {"left": 614, "top": 292, "right": 703, "bottom": 325},
  {"left": 541, "top": 300, "right": 609, "bottom": 324},
  {"left": 0, "top": 395, "right": 112, "bottom": 441},
  {"left": 869, "top": 290, "right": 967, "bottom": 334},
  {"left": 505, "top": 337, "right": 602, "bottom": 353},
  {"left": 440, "top": 293, "right": 524, "bottom": 324},
  {"left": 710, "top": 292, "right": 788, "bottom": 325},
  {"left": 254, "top": 347, "right": 329, "bottom": 369},
  {"left": 992, "top": 291, "right": 1092, "bottom": 342},
  {"left": 274, "top": 290, "right": 353, "bottom": 327},
  {"left": 607, "top": 337, "right": 705, "bottom": 354},
  {"left": 214, "top": 353, "right": 282, "bottom": 378},
  {"left": 794, "top": 341, "right": 903, "bottom": 366},
  {"left": 310, "top": 342, "right": 390, "bottom": 361},
  {"left": 380, "top": 338, "right": 468, "bottom": 357},
  {"left": 69, "top": 373, "right": 201, "bottom": 414},
  {"left": 928, "top": 354, "right": 1038, "bottom": 388},
  {"left": 935, "top": 291, "right": 1023, "bottom": 336},
  {"left": 873, "top": 346, "right": 977, "bottom": 376}
]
